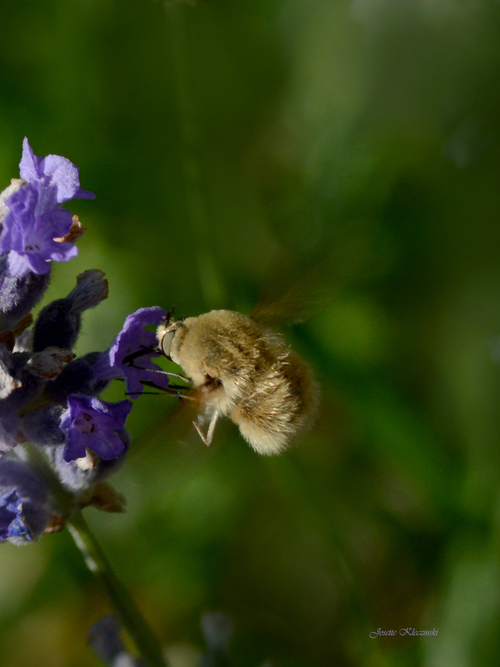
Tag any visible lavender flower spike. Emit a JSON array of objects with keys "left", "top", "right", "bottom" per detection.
[
  {"left": 60, "top": 395, "right": 133, "bottom": 463},
  {"left": 94, "top": 306, "right": 170, "bottom": 396},
  {"left": 0, "top": 138, "right": 95, "bottom": 278}
]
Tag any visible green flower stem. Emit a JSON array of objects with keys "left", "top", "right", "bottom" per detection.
[
  {"left": 16, "top": 443, "right": 167, "bottom": 665},
  {"left": 67, "top": 512, "right": 169, "bottom": 667}
]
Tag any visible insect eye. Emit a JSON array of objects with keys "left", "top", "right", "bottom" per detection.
[{"left": 159, "top": 329, "right": 176, "bottom": 358}]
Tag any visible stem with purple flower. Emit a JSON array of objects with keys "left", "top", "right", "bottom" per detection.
[
  {"left": 0, "top": 139, "right": 174, "bottom": 666},
  {"left": 68, "top": 513, "right": 167, "bottom": 667}
]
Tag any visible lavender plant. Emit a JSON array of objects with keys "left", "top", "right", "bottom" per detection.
[{"left": 0, "top": 139, "right": 172, "bottom": 666}]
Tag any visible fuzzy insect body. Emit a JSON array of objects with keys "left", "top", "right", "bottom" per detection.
[{"left": 157, "top": 309, "right": 319, "bottom": 455}]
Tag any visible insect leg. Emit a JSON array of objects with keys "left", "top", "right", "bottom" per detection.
[
  {"left": 192, "top": 411, "right": 219, "bottom": 446},
  {"left": 150, "top": 369, "right": 191, "bottom": 383}
]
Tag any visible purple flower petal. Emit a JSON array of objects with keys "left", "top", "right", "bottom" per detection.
[
  {"left": 0, "top": 491, "right": 31, "bottom": 541},
  {"left": 0, "top": 458, "right": 49, "bottom": 543},
  {"left": 94, "top": 307, "right": 170, "bottom": 396},
  {"left": 19, "top": 138, "right": 96, "bottom": 209},
  {"left": 0, "top": 139, "right": 95, "bottom": 278},
  {"left": 18, "top": 138, "right": 41, "bottom": 183},
  {"left": 60, "top": 395, "right": 133, "bottom": 462}
]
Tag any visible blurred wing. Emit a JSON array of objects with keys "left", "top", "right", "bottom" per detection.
[
  {"left": 251, "top": 229, "right": 372, "bottom": 326},
  {"left": 251, "top": 257, "right": 343, "bottom": 327}
]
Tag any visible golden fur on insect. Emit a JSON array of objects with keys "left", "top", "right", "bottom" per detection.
[{"left": 157, "top": 309, "right": 319, "bottom": 455}]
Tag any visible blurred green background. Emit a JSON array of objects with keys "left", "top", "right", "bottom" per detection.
[{"left": 2, "top": 0, "right": 500, "bottom": 665}]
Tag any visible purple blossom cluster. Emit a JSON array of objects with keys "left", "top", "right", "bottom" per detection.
[
  {"left": 0, "top": 139, "right": 169, "bottom": 544},
  {"left": 0, "top": 138, "right": 94, "bottom": 279}
]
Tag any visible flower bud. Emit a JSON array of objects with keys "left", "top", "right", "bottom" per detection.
[
  {"left": 32, "top": 270, "right": 109, "bottom": 353},
  {"left": 88, "top": 616, "right": 145, "bottom": 667},
  {"left": 66, "top": 270, "right": 108, "bottom": 313},
  {"left": 20, "top": 404, "right": 66, "bottom": 447},
  {"left": 0, "top": 344, "right": 22, "bottom": 399},
  {"left": 45, "top": 352, "right": 110, "bottom": 403},
  {"left": 0, "top": 351, "right": 45, "bottom": 452},
  {"left": 201, "top": 612, "right": 234, "bottom": 651},
  {"left": 32, "top": 299, "right": 80, "bottom": 352},
  {"left": 0, "top": 255, "right": 51, "bottom": 332},
  {"left": 27, "top": 346, "right": 75, "bottom": 379},
  {"left": 0, "top": 457, "right": 49, "bottom": 544}
]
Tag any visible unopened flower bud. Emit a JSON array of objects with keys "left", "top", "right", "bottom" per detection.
[
  {"left": 88, "top": 616, "right": 145, "bottom": 667},
  {"left": 0, "top": 352, "right": 45, "bottom": 452},
  {"left": 32, "top": 299, "right": 80, "bottom": 352},
  {"left": 27, "top": 346, "right": 75, "bottom": 379},
  {"left": 67, "top": 270, "right": 108, "bottom": 313},
  {"left": 20, "top": 404, "right": 66, "bottom": 447},
  {"left": 201, "top": 611, "right": 234, "bottom": 652},
  {"left": 45, "top": 352, "right": 110, "bottom": 403},
  {"left": 0, "top": 457, "right": 50, "bottom": 544},
  {"left": 0, "top": 345, "right": 22, "bottom": 399},
  {"left": 32, "top": 270, "right": 108, "bottom": 353},
  {"left": 0, "top": 255, "right": 51, "bottom": 332}
]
